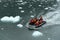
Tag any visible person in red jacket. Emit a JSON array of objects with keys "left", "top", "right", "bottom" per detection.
[
  {"left": 29, "top": 18, "right": 38, "bottom": 24},
  {"left": 35, "top": 16, "right": 43, "bottom": 26}
]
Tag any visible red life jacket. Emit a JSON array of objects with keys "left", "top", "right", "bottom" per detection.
[{"left": 30, "top": 18, "right": 37, "bottom": 23}]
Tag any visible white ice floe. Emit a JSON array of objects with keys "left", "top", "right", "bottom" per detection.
[
  {"left": 48, "top": 38, "right": 51, "bottom": 40},
  {"left": 19, "top": 7, "right": 22, "bottom": 9},
  {"left": 17, "top": 24, "right": 23, "bottom": 28},
  {"left": 1, "top": 28, "right": 4, "bottom": 30},
  {"left": 0, "top": 16, "right": 21, "bottom": 23},
  {"left": 30, "top": 11, "right": 33, "bottom": 13},
  {"left": 53, "top": 4, "right": 57, "bottom": 7},
  {"left": 21, "top": 1, "right": 27, "bottom": 5},
  {"left": 19, "top": 0, "right": 23, "bottom": 2},
  {"left": 38, "top": 5, "right": 41, "bottom": 7},
  {"left": 29, "top": 5, "right": 32, "bottom": 7},
  {"left": 32, "top": 31, "right": 43, "bottom": 37},
  {"left": 0, "top": 0, "right": 1, "bottom": 2},
  {"left": 30, "top": 15, "right": 34, "bottom": 18},
  {"left": 45, "top": 7, "right": 49, "bottom": 10},
  {"left": 21, "top": 10, "right": 24, "bottom": 13}
]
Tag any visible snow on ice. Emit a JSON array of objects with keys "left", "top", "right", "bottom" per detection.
[
  {"left": 32, "top": 31, "right": 43, "bottom": 37},
  {"left": 0, "top": 16, "right": 22, "bottom": 23},
  {"left": 17, "top": 24, "right": 23, "bottom": 28}
]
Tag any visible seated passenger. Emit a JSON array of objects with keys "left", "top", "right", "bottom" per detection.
[
  {"left": 29, "top": 18, "right": 38, "bottom": 24},
  {"left": 35, "top": 21, "right": 40, "bottom": 26}
]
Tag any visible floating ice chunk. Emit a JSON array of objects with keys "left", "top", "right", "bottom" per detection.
[
  {"left": 30, "top": 15, "right": 34, "bottom": 18},
  {"left": 21, "top": 10, "right": 24, "bottom": 13},
  {"left": 13, "top": 16, "right": 21, "bottom": 23},
  {"left": 9, "top": 16, "right": 14, "bottom": 21},
  {"left": 38, "top": 5, "right": 41, "bottom": 7},
  {"left": 32, "top": 31, "right": 43, "bottom": 37},
  {"left": 45, "top": 1, "right": 47, "bottom": 2},
  {"left": 19, "top": 0, "right": 23, "bottom": 2},
  {"left": 48, "top": 38, "right": 51, "bottom": 40},
  {"left": 30, "top": 11, "right": 33, "bottom": 13},
  {"left": 45, "top": 7, "right": 49, "bottom": 10},
  {"left": 19, "top": 7, "right": 22, "bottom": 9},
  {"left": 53, "top": 5, "right": 57, "bottom": 7},
  {"left": 0, "top": 16, "right": 21, "bottom": 23},
  {"left": 1, "top": 28, "right": 4, "bottom": 30},
  {"left": 1, "top": 16, "right": 11, "bottom": 22},
  {"left": 0, "top": 0, "right": 1, "bottom": 2},
  {"left": 21, "top": 1, "right": 27, "bottom": 5},
  {"left": 3, "top": 5, "right": 7, "bottom": 7},
  {"left": 17, "top": 24, "right": 23, "bottom": 28},
  {"left": 29, "top": 5, "right": 32, "bottom": 7}
]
